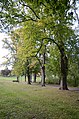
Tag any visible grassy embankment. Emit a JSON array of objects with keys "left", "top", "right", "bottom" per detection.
[{"left": 0, "top": 76, "right": 79, "bottom": 119}]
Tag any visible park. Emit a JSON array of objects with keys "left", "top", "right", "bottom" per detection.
[
  {"left": 0, "top": 76, "right": 79, "bottom": 119},
  {"left": 0, "top": 0, "right": 79, "bottom": 119}
]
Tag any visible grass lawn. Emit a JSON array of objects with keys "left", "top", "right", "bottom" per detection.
[{"left": 0, "top": 77, "right": 79, "bottom": 119}]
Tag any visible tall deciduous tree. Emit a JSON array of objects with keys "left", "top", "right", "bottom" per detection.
[
  {"left": 16, "top": 21, "right": 48, "bottom": 86},
  {"left": 0, "top": 0, "right": 79, "bottom": 89}
]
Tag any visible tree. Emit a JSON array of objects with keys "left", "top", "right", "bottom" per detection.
[
  {"left": 15, "top": 22, "right": 48, "bottom": 86},
  {"left": 67, "top": 34, "right": 79, "bottom": 87},
  {"left": 46, "top": 44, "right": 60, "bottom": 84},
  {"left": 0, "top": 0, "right": 79, "bottom": 89},
  {"left": 1, "top": 68, "right": 11, "bottom": 77},
  {"left": 2, "top": 30, "right": 23, "bottom": 81},
  {"left": 30, "top": 58, "right": 40, "bottom": 83}
]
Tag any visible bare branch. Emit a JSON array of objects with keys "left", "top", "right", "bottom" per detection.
[
  {"left": 36, "top": 55, "right": 42, "bottom": 66},
  {"left": 40, "top": 2, "right": 46, "bottom": 7},
  {"left": 36, "top": 39, "right": 44, "bottom": 55},
  {"left": 74, "top": 8, "right": 79, "bottom": 25},
  {"left": 20, "top": 17, "right": 38, "bottom": 22},
  {"left": 19, "top": 0, "right": 40, "bottom": 20},
  {"left": 42, "top": 37, "right": 60, "bottom": 50}
]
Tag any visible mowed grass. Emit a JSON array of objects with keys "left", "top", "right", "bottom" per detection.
[{"left": 0, "top": 77, "right": 79, "bottom": 119}]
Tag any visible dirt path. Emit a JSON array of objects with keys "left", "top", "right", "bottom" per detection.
[{"left": 46, "top": 84, "right": 79, "bottom": 91}]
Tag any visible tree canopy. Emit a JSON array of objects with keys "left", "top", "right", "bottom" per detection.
[{"left": 1, "top": 0, "right": 79, "bottom": 89}]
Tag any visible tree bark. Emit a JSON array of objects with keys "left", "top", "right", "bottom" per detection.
[
  {"left": 59, "top": 43, "right": 68, "bottom": 90},
  {"left": 41, "top": 50, "right": 46, "bottom": 86},
  {"left": 27, "top": 60, "right": 31, "bottom": 84},
  {"left": 41, "top": 65, "right": 45, "bottom": 86},
  {"left": 16, "top": 76, "right": 19, "bottom": 82},
  {"left": 33, "top": 73, "right": 36, "bottom": 83},
  {"left": 27, "top": 71, "right": 31, "bottom": 84}
]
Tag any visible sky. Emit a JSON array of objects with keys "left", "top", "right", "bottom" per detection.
[{"left": 0, "top": 33, "right": 9, "bottom": 70}]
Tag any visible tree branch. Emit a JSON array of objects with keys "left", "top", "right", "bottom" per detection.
[
  {"left": 42, "top": 37, "right": 61, "bottom": 51},
  {"left": 36, "top": 55, "right": 42, "bottom": 67},
  {"left": 40, "top": 2, "right": 46, "bottom": 7},
  {"left": 20, "top": 0, "right": 40, "bottom": 20},
  {"left": 20, "top": 17, "right": 37, "bottom": 22},
  {"left": 74, "top": 8, "right": 79, "bottom": 25},
  {"left": 36, "top": 39, "right": 44, "bottom": 55}
]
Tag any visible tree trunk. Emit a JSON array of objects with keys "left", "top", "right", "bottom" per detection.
[
  {"left": 59, "top": 43, "right": 68, "bottom": 90},
  {"left": 27, "top": 60, "right": 31, "bottom": 84},
  {"left": 17, "top": 76, "right": 19, "bottom": 82},
  {"left": 41, "top": 50, "right": 46, "bottom": 86},
  {"left": 41, "top": 65, "right": 45, "bottom": 86},
  {"left": 33, "top": 73, "right": 36, "bottom": 83},
  {"left": 27, "top": 71, "right": 31, "bottom": 84},
  {"left": 30, "top": 73, "right": 32, "bottom": 82},
  {"left": 25, "top": 74, "right": 26, "bottom": 82}
]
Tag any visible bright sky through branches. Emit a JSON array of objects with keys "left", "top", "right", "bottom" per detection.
[
  {"left": 0, "top": 33, "right": 9, "bottom": 70},
  {"left": 0, "top": 1, "right": 79, "bottom": 70}
]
